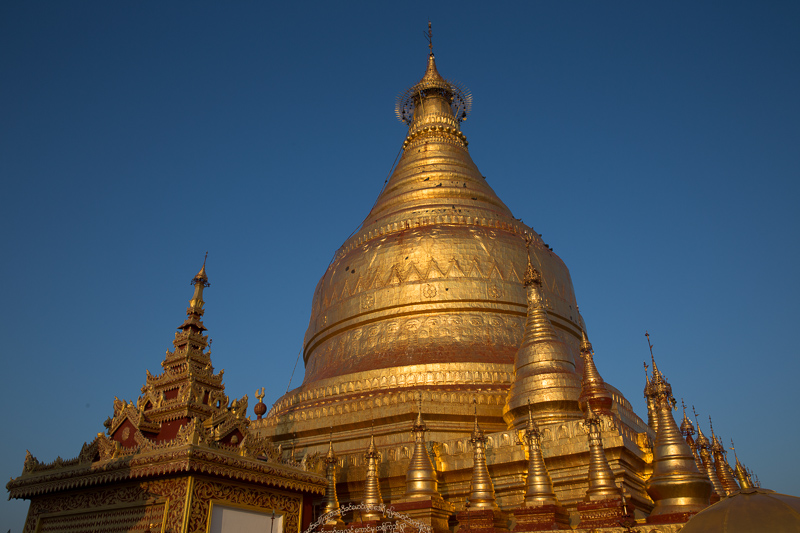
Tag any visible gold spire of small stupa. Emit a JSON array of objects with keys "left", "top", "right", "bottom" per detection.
[
  {"left": 503, "top": 242, "right": 581, "bottom": 430},
  {"left": 681, "top": 400, "right": 704, "bottom": 474},
  {"left": 322, "top": 434, "right": 343, "bottom": 525},
  {"left": 361, "top": 431, "right": 384, "bottom": 521},
  {"left": 709, "top": 418, "right": 740, "bottom": 495},
  {"left": 467, "top": 400, "right": 498, "bottom": 509},
  {"left": 582, "top": 406, "right": 620, "bottom": 501},
  {"left": 520, "top": 400, "right": 558, "bottom": 506},
  {"left": 404, "top": 394, "right": 440, "bottom": 499},
  {"left": 643, "top": 353, "right": 711, "bottom": 520},
  {"left": 730, "top": 439, "right": 752, "bottom": 490},
  {"left": 680, "top": 399, "right": 695, "bottom": 437},
  {"left": 578, "top": 330, "right": 613, "bottom": 415},
  {"left": 643, "top": 332, "right": 659, "bottom": 435},
  {"left": 695, "top": 421, "right": 725, "bottom": 499}
]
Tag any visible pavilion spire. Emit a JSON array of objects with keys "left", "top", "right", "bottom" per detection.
[{"left": 188, "top": 252, "right": 209, "bottom": 312}]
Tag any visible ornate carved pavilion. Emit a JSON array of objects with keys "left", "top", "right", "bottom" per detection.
[{"left": 8, "top": 264, "right": 326, "bottom": 533}]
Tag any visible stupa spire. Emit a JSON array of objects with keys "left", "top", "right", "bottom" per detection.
[
  {"left": 582, "top": 406, "right": 620, "bottom": 501},
  {"left": 511, "top": 400, "right": 571, "bottom": 529},
  {"left": 730, "top": 440, "right": 753, "bottom": 489},
  {"left": 467, "top": 400, "right": 497, "bottom": 509},
  {"left": 504, "top": 239, "right": 581, "bottom": 429},
  {"left": 395, "top": 28, "right": 470, "bottom": 131},
  {"left": 521, "top": 401, "right": 558, "bottom": 506},
  {"left": 322, "top": 434, "right": 343, "bottom": 525},
  {"left": 680, "top": 400, "right": 704, "bottom": 474},
  {"left": 404, "top": 394, "right": 440, "bottom": 499},
  {"left": 642, "top": 350, "right": 711, "bottom": 520},
  {"left": 709, "top": 418, "right": 740, "bottom": 495},
  {"left": 353, "top": 31, "right": 509, "bottom": 235},
  {"left": 578, "top": 330, "right": 613, "bottom": 415},
  {"left": 680, "top": 400, "right": 695, "bottom": 437},
  {"left": 643, "top": 333, "right": 659, "bottom": 434},
  {"left": 361, "top": 432, "right": 384, "bottom": 521},
  {"left": 695, "top": 421, "right": 725, "bottom": 499}
]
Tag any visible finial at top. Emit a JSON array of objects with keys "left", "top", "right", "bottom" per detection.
[
  {"left": 470, "top": 398, "right": 486, "bottom": 442},
  {"left": 254, "top": 387, "right": 267, "bottom": 420},
  {"left": 645, "top": 331, "right": 658, "bottom": 373},
  {"left": 412, "top": 392, "right": 426, "bottom": 432},
  {"left": 523, "top": 239, "right": 542, "bottom": 287},
  {"left": 192, "top": 252, "right": 210, "bottom": 287},
  {"left": 327, "top": 436, "right": 336, "bottom": 459},
  {"left": 395, "top": 27, "right": 472, "bottom": 125},
  {"left": 584, "top": 403, "right": 599, "bottom": 425},
  {"left": 580, "top": 330, "right": 593, "bottom": 356},
  {"left": 679, "top": 398, "right": 695, "bottom": 436},
  {"left": 708, "top": 416, "right": 722, "bottom": 449}
]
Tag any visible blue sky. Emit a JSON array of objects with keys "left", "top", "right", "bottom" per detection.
[{"left": 2, "top": 2, "right": 799, "bottom": 530}]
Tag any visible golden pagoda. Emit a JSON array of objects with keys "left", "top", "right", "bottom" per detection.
[
  {"left": 12, "top": 29, "right": 792, "bottom": 533},
  {"left": 255, "top": 37, "right": 654, "bottom": 523}
]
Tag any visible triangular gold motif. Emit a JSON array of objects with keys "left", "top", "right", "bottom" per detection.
[
  {"left": 488, "top": 261, "right": 504, "bottom": 280},
  {"left": 387, "top": 265, "right": 403, "bottom": 285},
  {"left": 425, "top": 258, "right": 447, "bottom": 279},
  {"left": 446, "top": 257, "right": 466, "bottom": 278},
  {"left": 404, "top": 262, "right": 424, "bottom": 282},
  {"left": 506, "top": 262, "right": 522, "bottom": 283},
  {"left": 466, "top": 257, "right": 484, "bottom": 278}
]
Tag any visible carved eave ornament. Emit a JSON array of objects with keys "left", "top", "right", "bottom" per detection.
[{"left": 7, "top": 432, "right": 325, "bottom": 500}]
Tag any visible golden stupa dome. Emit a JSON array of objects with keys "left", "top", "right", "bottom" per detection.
[
  {"left": 680, "top": 487, "right": 800, "bottom": 533},
  {"left": 300, "top": 53, "right": 584, "bottom": 388}
]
